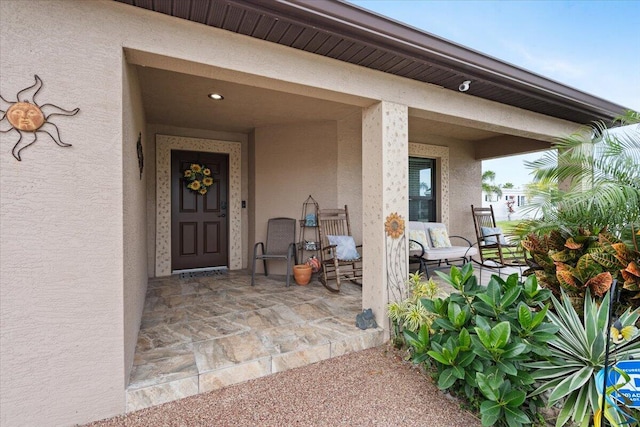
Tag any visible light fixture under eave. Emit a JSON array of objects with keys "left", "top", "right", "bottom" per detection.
[
  {"left": 458, "top": 80, "right": 471, "bottom": 92},
  {"left": 208, "top": 93, "right": 224, "bottom": 100}
]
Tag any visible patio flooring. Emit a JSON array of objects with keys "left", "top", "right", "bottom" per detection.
[
  {"left": 126, "top": 270, "right": 384, "bottom": 412},
  {"left": 126, "top": 265, "right": 521, "bottom": 412}
]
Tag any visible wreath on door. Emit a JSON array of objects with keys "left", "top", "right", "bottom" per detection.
[{"left": 183, "top": 163, "right": 214, "bottom": 195}]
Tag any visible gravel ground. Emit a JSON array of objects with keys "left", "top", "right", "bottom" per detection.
[{"left": 83, "top": 346, "right": 481, "bottom": 427}]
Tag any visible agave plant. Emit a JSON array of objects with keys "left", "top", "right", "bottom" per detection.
[{"left": 526, "top": 289, "right": 640, "bottom": 427}]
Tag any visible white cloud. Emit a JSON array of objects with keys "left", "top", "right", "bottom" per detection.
[{"left": 504, "top": 42, "right": 586, "bottom": 81}]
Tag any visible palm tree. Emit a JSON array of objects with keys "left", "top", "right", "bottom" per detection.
[
  {"left": 482, "top": 170, "right": 502, "bottom": 201},
  {"left": 520, "top": 110, "right": 640, "bottom": 241}
]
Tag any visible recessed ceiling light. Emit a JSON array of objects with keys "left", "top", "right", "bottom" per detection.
[{"left": 208, "top": 93, "right": 224, "bottom": 100}]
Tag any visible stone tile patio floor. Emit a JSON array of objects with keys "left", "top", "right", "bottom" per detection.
[
  {"left": 127, "top": 265, "right": 520, "bottom": 412},
  {"left": 126, "top": 270, "right": 385, "bottom": 412}
]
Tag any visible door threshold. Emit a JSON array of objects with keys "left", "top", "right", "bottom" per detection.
[
  {"left": 172, "top": 266, "right": 228, "bottom": 274},
  {"left": 173, "top": 267, "right": 229, "bottom": 279}
]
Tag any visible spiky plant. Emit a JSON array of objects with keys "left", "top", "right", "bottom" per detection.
[{"left": 527, "top": 289, "right": 640, "bottom": 427}]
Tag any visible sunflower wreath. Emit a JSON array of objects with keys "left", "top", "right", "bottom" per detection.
[{"left": 183, "top": 163, "right": 214, "bottom": 195}]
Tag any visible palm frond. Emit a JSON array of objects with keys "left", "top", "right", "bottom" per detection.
[{"left": 521, "top": 109, "right": 640, "bottom": 239}]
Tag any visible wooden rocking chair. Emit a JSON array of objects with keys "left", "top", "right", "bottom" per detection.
[
  {"left": 471, "top": 204, "right": 527, "bottom": 277},
  {"left": 317, "top": 205, "right": 363, "bottom": 293}
]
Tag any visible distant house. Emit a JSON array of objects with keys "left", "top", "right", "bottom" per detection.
[
  {"left": 0, "top": 0, "right": 627, "bottom": 425},
  {"left": 483, "top": 187, "right": 531, "bottom": 220}
]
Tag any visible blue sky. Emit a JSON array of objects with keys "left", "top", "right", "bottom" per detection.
[{"left": 349, "top": 0, "right": 640, "bottom": 186}]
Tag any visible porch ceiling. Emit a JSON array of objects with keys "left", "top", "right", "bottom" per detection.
[
  {"left": 115, "top": 0, "right": 627, "bottom": 125},
  {"left": 137, "top": 66, "right": 500, "bottom": 141},
  {"left": 137, "top": 66, "right": 359, "bottom": 133}
]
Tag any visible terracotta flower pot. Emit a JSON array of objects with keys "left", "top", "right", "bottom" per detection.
[{"left": 293, "top": 264, "right": 312, "bottom": 286}]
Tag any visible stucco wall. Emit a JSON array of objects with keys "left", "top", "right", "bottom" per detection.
[
  {"left": 337, "top": 113, "right": 364, "bottom": 243},
  {"left": 253, "top": 121, "right": 338, "bottom": 274},
  {"left": 448, "top": 140, "right": 482, "bottom": 240},
  {"left": 1, "top": 2, "right": 127, "bottom": 425},
  {"left": 122, "top": 63, "right": 148, "bottom": 386}
]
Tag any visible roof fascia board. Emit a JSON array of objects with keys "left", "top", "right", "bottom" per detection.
[{"left": 233, "top": 0, "right": 627, "bottom": 120}]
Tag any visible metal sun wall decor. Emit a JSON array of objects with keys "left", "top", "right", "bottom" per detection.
[{"left": 0, "top": 75, "right": 80, "bottom": 161}]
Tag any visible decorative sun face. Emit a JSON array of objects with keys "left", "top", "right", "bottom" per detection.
[{"left": 0, "top": 75, "right": 79, "bottom": 161}]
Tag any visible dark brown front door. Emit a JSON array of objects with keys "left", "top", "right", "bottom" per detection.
[{"left": 171, "top": 150, "right": 228, "bottom": 271}]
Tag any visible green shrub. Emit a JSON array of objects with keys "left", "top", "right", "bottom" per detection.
[
  {"left": 387, "top": 271, "right": 439, "bottom": 350},
  {"left": 414, "top": 264, "right": 557, "bottom": 427}
]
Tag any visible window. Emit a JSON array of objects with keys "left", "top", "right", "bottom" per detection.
[{"left": 409, "top": 157, "right": 436, "bottom": 221}]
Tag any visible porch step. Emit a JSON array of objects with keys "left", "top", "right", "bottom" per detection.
[{"left": 126, "top": 329, "right": 384, "bottom": 412}]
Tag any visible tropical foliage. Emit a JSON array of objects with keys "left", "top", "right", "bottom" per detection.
[
  {"left": 515, "top": 110, "right": 640, "bottom": 308},
  {"left": 527, "top": 289, "right": 640, "bottom": 427},
  {"left": 409, "top": 264, "right": 557, "bottom": 427},
  {"left": 518, "top": 110, "right": 640, "bottom": 239},
  {"left": 521, "top": 227, "right": 640, "bottom": 308},
  {"left": 387, "top": 271, "right": 439, "bottom": 347},
  {"left": 482, "top": 170, "right": 503, "bottom": 201}
]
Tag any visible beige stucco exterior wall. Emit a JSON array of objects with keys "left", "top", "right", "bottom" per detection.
[
  {"left": 122, "top": 62, "right": 149, "bottom": 386},
  {"left": 362, "top": 102, "right": 409, "bottom": 336},
  {"left": 1, "top": 2, "right": 127, "bottom": 425},
  {"left": 252, "top": 121, "right": 338, "bottom": 274},
  {"left": 449, "top": 141, "right": 483, "bottom": 239},
  {"left": 337, "top": 113, "right": 364, "bottom": 244}
]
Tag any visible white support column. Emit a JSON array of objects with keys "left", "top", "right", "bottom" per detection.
[{"left": 362, "top": 101, "right": 409, "bottom": 339}]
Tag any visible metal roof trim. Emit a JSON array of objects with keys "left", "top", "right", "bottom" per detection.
[{"left": 232, "top": 0, "right": 628, "bottom": 121}]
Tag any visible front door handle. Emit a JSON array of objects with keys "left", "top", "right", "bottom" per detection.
[{"left": 218, "top": 214, "right": 226, "bottom": 218}]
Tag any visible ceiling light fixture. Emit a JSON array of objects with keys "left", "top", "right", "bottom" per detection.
[
  {"left": 458, "top": 80, "right": 471, "bottom": 92},
  {"left": 208, "top": 93, "right": 224, "bottom": 100}
]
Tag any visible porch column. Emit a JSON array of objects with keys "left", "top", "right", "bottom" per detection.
[{"left": 362, "top": 101, "right": 409, "bottom": 338}]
